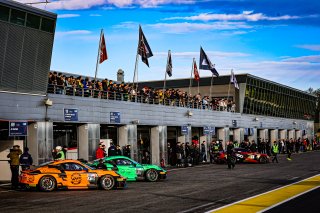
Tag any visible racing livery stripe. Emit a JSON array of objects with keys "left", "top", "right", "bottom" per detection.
[{"left": 206, "top": 174, "right": 320, "bottom": 213}]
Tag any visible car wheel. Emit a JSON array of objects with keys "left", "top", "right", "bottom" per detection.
[
  {"left": 145, "top": 169, "right": 159, "bottom": 182},
  {"left": 100, "top": 175, "right": 115, "bottom": 190},
  {"left": 38, "top": 176, "right": 56, "bottom": 192},
  {"left": 259, "top": 157, "right": 268, "bottom": 164}
]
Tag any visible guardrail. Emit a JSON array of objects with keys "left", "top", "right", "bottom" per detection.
[{"left": 47, "top": 84, "right": 236, "bottom": 112}]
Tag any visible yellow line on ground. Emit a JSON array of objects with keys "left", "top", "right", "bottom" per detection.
[{"left": 209, "top": 175, "right": 320, "bottom": 213}]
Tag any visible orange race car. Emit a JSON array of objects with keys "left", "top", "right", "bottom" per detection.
[{"left": 19, "top": 160, "right": 126, "bottom": 192}]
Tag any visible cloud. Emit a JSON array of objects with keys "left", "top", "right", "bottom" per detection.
[
  {"left": 89, "top": 14, "right": 102, "bottom": 17},
  {"left": 165, "top": 11, "right": 302, "bottom": 22},
  {"left": 296, "top": 45, "right": 320, "bottom": 51},
  {"left": 282, "top": 55, "right": 320, "bottom": 63},
  {"left": 58, "top": 14, "right": 80, "bottom": 18},
  {"left": 148, "top": 22, "right": 252, "bottom": 33},
  {"left": 14, "top": 0, "right": 106, "bottom": 10},
  {"left": 55, "top": 30, "right": 92, "bottom": 36},
  {"left": 13, "top": 0, "right": 195, "bottom": 10}
]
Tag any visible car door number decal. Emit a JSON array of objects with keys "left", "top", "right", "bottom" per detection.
[{"left": 236, "top": 154, "right": 243, "bottom": 158}]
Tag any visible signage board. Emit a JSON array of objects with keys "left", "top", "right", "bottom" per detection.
[
  {"left": 9, "top": 121, "right": 28, "bottom": 136},
  {"left": 64, "top": 109, "right": 78, "bottom": 122},
  {"left": 181, "top": 125, "right": 188, "bottom": 135},
  {"left": 110, "top": 112, "right": 121, "bottom": 124}
]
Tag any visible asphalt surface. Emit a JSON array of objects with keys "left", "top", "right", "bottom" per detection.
[
  {"left": 266, "top": 187, "right": 320, "bottom": 213},
  {"left": 0, "top": 151, "right": 320, "bottom": 213}
]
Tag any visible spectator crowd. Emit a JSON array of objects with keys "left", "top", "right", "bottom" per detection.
[{"left": 48, "top": 72, "right": 236, "bottom": 111}]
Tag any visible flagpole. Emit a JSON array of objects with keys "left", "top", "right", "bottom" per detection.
[
  {"left": 133, "top": 36, "right": 140, "bottom": 92},
  {"left": 94, "top": 29, "right": 103, "bottom": 87},
  {"left": 209, "top": 73, "right": 214, "bottom": 99},
  {"left": 163, "top": 50, "right": 170, "bottom": 93},
  {"left": 197, "top": 68, "right": 200, "bottom": 94},
  {"left": 227, "top": 69, "right": 232, "bottom": 100},
  {"left": 189, "top": 58, "right": 194, "bottom": 96}
]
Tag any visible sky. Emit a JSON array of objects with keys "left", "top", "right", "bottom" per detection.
[{"left": 14, "top": 0, "right": 320, "bottom": 91}]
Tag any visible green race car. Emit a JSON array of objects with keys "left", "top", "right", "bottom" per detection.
[{"left": 90, "top": 156, "right": 167, "bottom": 182}]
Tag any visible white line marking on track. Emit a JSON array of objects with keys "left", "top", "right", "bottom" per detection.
[
  {"left": 204, "top": 174, "right": 320, "bottom": 213},
  {"left": 288, "top": 177, "right": 299, "bottom": 181}
]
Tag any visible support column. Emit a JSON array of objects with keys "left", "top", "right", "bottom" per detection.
[
  {"left": 279, "top": 129, "right": 288, "bottom": 140},
  {"left": 79, "top": 124, "right": 100, "bottom": 161},
  {"left": 259, "top": 129, "right": 268, "bottom": 141},
  {"left": 288, "top": 129, "right": 295, "bottom": 140},
  {"left": 295, "top": 130, "right": 302, "bottom": 139},
  {"left": 119, "top": 125, "right": 137, "bottom": 161},
  {"left": 78, "top": 124, "right": 89, "bottom": 161},
  {"left": 233, "top": 128, "right": 241, "bottom": 143},
  {"left": 28, "top": 122, "right": 53, "bottom": 165},
  {"left": 217, "top": 127, "right": 229, "bottom": 150},
  {"left": 248, "top": 128, "right": 257, "bottom": 143},
  {"left": 150, "top": 126, "right": 167, "bottom": 165},
  {"left": 270, "top": 129, "right": 278, "bottom": 143}
]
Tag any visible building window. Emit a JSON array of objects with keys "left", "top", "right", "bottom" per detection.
[
  {"left": 41, "top": 18, "right": 54, "bottom": 33},
  {"left": 10, "top": 9, "right": 26, "bottom": 26},
  {"left": 26, "top": 13, "right": 40, "bottom": 29},
  {"left": 0, "top": 5, "right": 10, "bottom": 21}
]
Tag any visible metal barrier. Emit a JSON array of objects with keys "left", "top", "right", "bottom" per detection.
[{"left": 47, "top": 84, "right": 235, "bottom": 112}]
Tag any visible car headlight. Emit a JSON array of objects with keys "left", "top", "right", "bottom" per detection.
[
  {"left": 87, "top": 173, "right": 98, "bottom": 183},
  {"left": 136, "top": 168, "right": 144, "bottom": 176}
]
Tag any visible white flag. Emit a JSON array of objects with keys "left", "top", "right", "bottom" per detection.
[{"left": 230, "top": 70, "right": 239, "bottom": 89}]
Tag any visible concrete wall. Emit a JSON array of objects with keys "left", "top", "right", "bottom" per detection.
[{"left": 0, "top": 92, "right": 315, "bottom": 141}]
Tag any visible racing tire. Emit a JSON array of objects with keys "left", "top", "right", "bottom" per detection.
[
  {"left": 259, "top": 157, "right": 268, "bottom": 164},
  {"left": 100, "top": 175, "right": 115, "bottom": 190},
  {"left": 145, "top": 169, "right": 159, "bottom": 182},
  {"left": 38, "top": 176, "right": 56, "bottom": 192}
]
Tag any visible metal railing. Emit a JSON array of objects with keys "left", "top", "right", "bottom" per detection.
[{"left": 47, "top": 84, "right": 236, "bottom": 112}]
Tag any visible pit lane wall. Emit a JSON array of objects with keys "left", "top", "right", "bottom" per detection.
[{"left": 0, "top": 92, "right": 314, "bottom": 164}]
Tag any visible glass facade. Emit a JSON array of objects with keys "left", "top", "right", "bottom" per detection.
[
  {"left": 0, "top": 4, "right": 55, "bottom": 34},
  {"left": 10, "top": 9, "right": 26, "bottom": 26},
  {"left": 0, "top": 5, "right": 10, "bottom": 21},
  {"left": 26, "top": 13, "right": 41, "bottom": 29},
  {"left": 243, "top": 76, "right": 316, "bottom": 120}
]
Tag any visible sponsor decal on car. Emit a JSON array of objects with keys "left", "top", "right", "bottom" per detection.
[{"left": 71, "top": 173, "right": 82, "bottom": 185}]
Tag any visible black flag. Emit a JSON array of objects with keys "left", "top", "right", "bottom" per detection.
[
  {"left": 199, "top": 47, "right": 219, "bottom": 77},
  {"left": 138, "top": 25, "right": 153, "bottom": 67},
  {"left": 166, "top": 50, "right": 172, "bottom": 77}
]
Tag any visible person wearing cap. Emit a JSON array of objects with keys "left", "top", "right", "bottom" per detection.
[
  {"left": 7, "top": 145, "right": 22, "bottom": 189},
  {"left": 52, "top": 146, "right": 65, "bottom": 160},
  {"left": 19, "top": 147, "right": 33, "bottom": 171}
]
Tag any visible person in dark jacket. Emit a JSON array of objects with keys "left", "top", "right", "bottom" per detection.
[
  {"left": 226, "top": 141, "right": 235, "bottom": 169},
  {"left": 123, "top": 145, "right": 131, "bottom": 158},
  {"left": 108, "top": 143, "right": 117, "bottom": 157},
  {"left": 19, "top": 147, "right": 33, "bottom": 171},
  {"left": 116, "top": 145, "right": 122, "bottom": 156}
]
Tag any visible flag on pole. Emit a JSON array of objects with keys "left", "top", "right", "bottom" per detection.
[
  {"left": 199, "top": 47, "right": 219, "bottom": 77},
  {"left": 138, "top": 25, "right": 153, "bottom": 67},
  {"left": 230, "top": 70, "right": 239, "bottom": 89},
  {"left": 193, "top": 60, "right": 200, "bottom": 81},
  {"left": 99, "top": 32, "right": 107, "bottom": 64},
  {"left": 166, "top": 50, "right": 172, "bottom": 77}
]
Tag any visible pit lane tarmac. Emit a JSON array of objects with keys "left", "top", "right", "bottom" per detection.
[{"left": 0, "top": 151, "right": 319, "bottom": 213}]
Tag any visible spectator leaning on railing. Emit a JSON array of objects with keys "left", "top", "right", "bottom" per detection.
[{"left": 47, "top": 72, "right": 236, "bottom": 111}]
